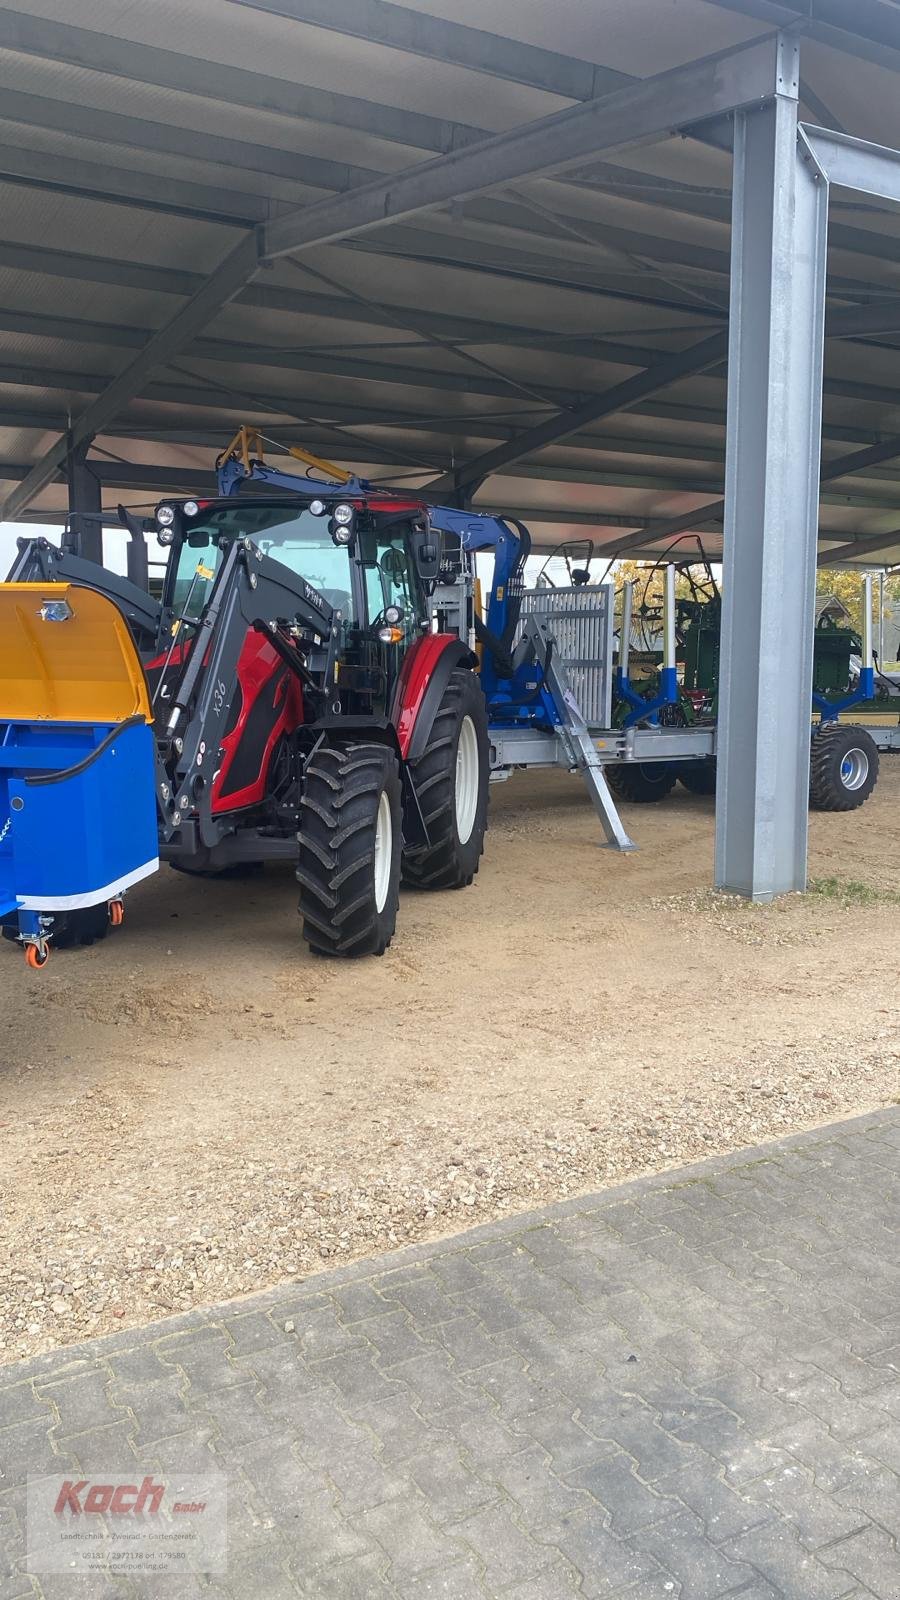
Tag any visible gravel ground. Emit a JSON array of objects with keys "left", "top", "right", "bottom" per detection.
[{"left": 1, "top": 760, "right": 899, "bottom": 1364}]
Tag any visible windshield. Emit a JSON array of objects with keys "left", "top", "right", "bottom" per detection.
[{"left": 170, "top": 503, "right": 355, "bottom": 623}]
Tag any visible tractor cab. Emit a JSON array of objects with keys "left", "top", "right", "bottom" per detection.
[{"left": 151, "top": 490, "right": 438, "bottom": 722}]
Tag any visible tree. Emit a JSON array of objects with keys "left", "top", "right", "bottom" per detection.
[{"left": 816, "top": 567, "right": 900, "bottom": 645}]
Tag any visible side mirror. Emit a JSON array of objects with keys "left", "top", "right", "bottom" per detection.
[{"left": 412, "top": 528, "right": 440, "bottom": 583}]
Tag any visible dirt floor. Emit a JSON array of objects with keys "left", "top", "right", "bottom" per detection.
[{"left": 2, "top": 762, "right": 899, "bottom": 1364}]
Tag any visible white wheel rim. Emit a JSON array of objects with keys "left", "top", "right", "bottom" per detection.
[
  {"left": 455, "top": 715, "right": 480, "bottom": 845},
  {"left": 840, "top": 747, "right": 869, "bottom": 790},
  {"left": 373, "top": 789, "right": 392, "bottom": 913}
]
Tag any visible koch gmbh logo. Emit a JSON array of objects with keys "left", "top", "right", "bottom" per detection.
[
  {"left": 54, "top": 1476, "right": 166, "bottom": 1516},
  {"left": 27, "top": 1470, "right": 227, "bottom": 1577}
]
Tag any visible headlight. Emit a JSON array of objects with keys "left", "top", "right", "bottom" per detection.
[
  {"left": 156, "top": 503, "right": 176, "bottom": 528},
  {"left": 333, "top": 502, "right": 354, "bottom": 527},
  {"left": 183, "top": 499, "right": 199, "bottom": 518},
  {"left": 309, "top": 498, "right": 326, "bottom": 517},
  {"left": 38, "top": 599, "right": 73, "bottom": 623},
  {"left": 384, "top": 604, "right": 404, "bottom": 625},
  {"left": 331, "top": 523, "right": 353, "bottom": 545}
]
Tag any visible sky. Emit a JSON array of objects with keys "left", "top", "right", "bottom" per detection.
[{"left": 0, "top": 521, "right": 143, "bottom": 577}]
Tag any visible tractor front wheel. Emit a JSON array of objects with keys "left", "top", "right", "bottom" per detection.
[
  {"left": 605, "top": 762, "right": 677, "bottom": 803},
  {"left": 297, "top": 742, "right": 401, "bottom": 956},
  {"left": 401, "top": 669, "right": 489, "bottom": 889},
  {"left": 809, "top": 723, "right": 879, "bottom": 811}
]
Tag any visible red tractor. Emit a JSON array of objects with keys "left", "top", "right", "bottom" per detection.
[{"left": 9, "top": 477, "right": 490, "bottom": 958}]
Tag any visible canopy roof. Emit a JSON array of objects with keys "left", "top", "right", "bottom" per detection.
[{"left": 2, "top": 0, "right": 900, "bottom": 564}]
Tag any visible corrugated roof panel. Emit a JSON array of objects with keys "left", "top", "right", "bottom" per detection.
[
  {"left": 0, "top": 117, "right": 329, "bottom": 213},
  {"left": 7, "top": 0, "right": 572, "bottom": 128},
  {"left": 0, "top": 50, "right": 434, "bottom": 174},
  {"left": 397, "top": 0, "right": 763, "bottom": 76},
  {"left": 0, "top": 178, "right": 238, "bottom": 271}
]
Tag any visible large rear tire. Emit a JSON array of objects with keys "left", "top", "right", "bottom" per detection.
[
  {"left": 605, "top": 762, "right": 678, "bottom": 804},
  {"left": 809, "top": 723, "right": 879, "bottom": 811},
  {"left": 679, "top": 757, "right": 717, "bottom": 796},
  {"left": 401, "top": 669, "right": 489, "bottom": 889},
  {"left": 297, "top": 742, "right": 401, "bottom": 956}
]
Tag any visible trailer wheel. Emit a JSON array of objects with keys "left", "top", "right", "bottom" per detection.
[
  {"left": 605, "top": 762, "right": 678, "bottom": 803},
  {"left": 679, "top": 757, "right": 717, "bottom": 796},
  {"left": 297, "top": 741, "right": 401, "bottom": 956},
  {"left": 401, "top": 669, "right": 489, "bottom": 889},
  {"left": 809, "top": 723, "right": 879, "bottom": 811}
]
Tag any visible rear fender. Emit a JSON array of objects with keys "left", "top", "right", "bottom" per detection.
[{"left": 391, "top": 633, "right": 477, "bottom": 762}]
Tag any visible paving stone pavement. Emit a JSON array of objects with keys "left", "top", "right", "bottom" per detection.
[{"left": 4, "top": 1111, "right": 900, "bottom": 1598}]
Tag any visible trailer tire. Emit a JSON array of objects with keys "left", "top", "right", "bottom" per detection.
[
  {"left": 297, "top": 741, "right": 401, "bottom": 957},
  {"left": 605, "top": 762, "right": 678, "bottom": 803},
  {"left": 679, "top": 757, "right": 717, "bottom": 796},
  {"left": 401, "top": 669, "right": 489, "bottom": 889},
  {"left": 809, "top": 723, "right": 879, "bottom": 811}
]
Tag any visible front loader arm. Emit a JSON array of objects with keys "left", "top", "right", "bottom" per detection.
[
  {"left": 8, "top": 537, "right": 161, "bottom": 644},
  {"left": 159, "top": 537, "right": 334, "bottom": 846}
]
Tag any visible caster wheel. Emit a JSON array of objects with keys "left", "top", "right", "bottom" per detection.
[
  {"left": 25, "top": 943, "right": 50, "bottom": 970},
  {"left": 109, "top": 899, "right": 125, "bottom": 927}
]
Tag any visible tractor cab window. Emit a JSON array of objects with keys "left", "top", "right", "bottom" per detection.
[
  {"left": 168, "top": 504, "right": 354, "bottom": 625},
  {"left": 358, "top": 523, "right": 425, "bottom": 644}
]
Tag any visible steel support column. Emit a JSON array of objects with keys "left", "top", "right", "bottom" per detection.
[
  {"left": 715, "top": 51, "right": 829, "bottom": 900},
  {"left": 64, "top": 435, "right": 103, "bottom": 563}
]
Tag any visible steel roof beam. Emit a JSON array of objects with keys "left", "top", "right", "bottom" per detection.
[
  {"left": 705, "top": 0, "right": 900, "bottom": 74},
  {"left": 0, "top": 89, "right": 380, "bottom": 196},
  {"left": 0, "top": 457, "right": 698, "bottom": 529},
  {"left": 801, "top": 124, "right": 900, "bottom": 206},
  {"left": 0, "top": 142, "right": 269, "bottom": 227},
  {"left": 224, "top": 0, "right": 630, "bottom": 100},
  {"left": 337, "top": 223, "right": 864, "bottom": 312},
  {"left": 260, "top": 34, "right": 790, "bottom": 259},
  {"left": 0, "top": 305, "right": 673, "bottom": 399},
  {"left": 0, "top": 6, "right": 479, "bottom": 156},
  {"left": 425, "top": 332, "right": 729, "bottom": 496},
  {"left": 3, "top": 137, "right": 895, "bottom": 304},
  {"left": 817, "top": 526, "right": 900, "bottom": 564},
  {"left": 0, "top": 33, "right": 790, "bottom": 520},
  {"left": 0, "top": 238, "right": 725, "bottom": 356},
  {"left": 7, "top": 233, "right": 900, "bottom": 371},
  {"left": 598, "top": 433, "right": 900, "bottom": 558},
  {"left": 565, "top": 168, "right": 900, "bottom": 275},
  {"left": 2, "top": 341, "right": 899, "bottom": 451},
  {"left": 2, "top": 233, "right": 260, "bottom": 520}
]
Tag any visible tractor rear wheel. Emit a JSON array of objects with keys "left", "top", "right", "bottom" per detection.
[
  {"left": 297, "top": 741, "right": 401, "bottom": 956},
  {"left": 679, "top": 757, "right": 717, "bottom": 796},
  {"left": 401, "top": 669, "right": 489, "bottom": 889},
  {"left": 605, "top": 762, "right": 678, "bottom": 803},
  {"left": 809, "top": 723, "right": 879, "bottom": 811}
]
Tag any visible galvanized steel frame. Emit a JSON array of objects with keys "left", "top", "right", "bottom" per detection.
[{"left": 715, "top": 93, "right": 900, "bottom": 900}]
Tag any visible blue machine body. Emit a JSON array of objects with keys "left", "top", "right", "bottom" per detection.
[
  {"left": 0, "top": 719, "right": 158, "bottom": 929},
  {"left": 813, "top": 664, "right": 875, "bottom": 724},
  {"left": 427, "top": 505, "right": 563, "bottom": 730},
  {"left": 217, "top": 456, "right": 371, "bottom": 500},
  {"left": 614, "top": 664, "right": 680, "bottom": 728}
]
